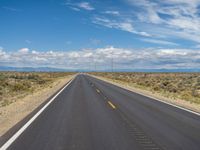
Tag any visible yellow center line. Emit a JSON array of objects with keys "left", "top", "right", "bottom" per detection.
[
  {"left": 96, "top": 89, "right": 100, "bottom": 93},
  {"left": 108, "top": 101, "right": 116, "bottom": 109}
]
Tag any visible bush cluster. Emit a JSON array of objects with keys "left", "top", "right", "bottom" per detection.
[
  {"left": 0, "top": 72, "right": 74, "bottom": 106},
  {"left": 91, "top": 72, "right": 200, "bottom": 104}
]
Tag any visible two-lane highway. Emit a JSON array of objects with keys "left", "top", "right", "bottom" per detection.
[{"left": 1, "top": 74, "right": 200, "bottom": 150}]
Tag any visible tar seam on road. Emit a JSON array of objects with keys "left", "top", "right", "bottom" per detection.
[
  {"left": 87, "top": 76, "right": 164, "bottom": 149},
  {"left": 0, "top": 76, "right": 76, "bottom": 150},
  {"left": 116, "top": 109, "right": 164, "bottom": 150}
]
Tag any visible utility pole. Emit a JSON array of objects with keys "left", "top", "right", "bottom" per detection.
[
  {"left": 111, "top": 51, "right": 114, "bottom": 73},
  {"left": 95, "top": 61, "right": 96, "bottom": 72},
  {"left": 111, "top": 50, "right": 114, "bottom": 81},
  {"left": 93, "top": 55, "right": 97, "bottom": 72}
]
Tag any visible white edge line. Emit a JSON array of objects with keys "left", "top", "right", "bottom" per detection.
[
  {"left": 0, "top": 76, "right": 76, "bottom": 150},
  {"left": 89, "top": 74, "right": 200, "bottom": 117}
]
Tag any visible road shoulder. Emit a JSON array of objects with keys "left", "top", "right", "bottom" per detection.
[
  {"left": 0, "top": 75, "right": 74, "bottom": 139},
  {"left": 91, "top": 75, "right": 200, "bottom": 114}
]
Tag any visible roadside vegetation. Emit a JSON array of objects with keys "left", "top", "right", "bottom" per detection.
[
  {"left": 90, "top": 72, "right": 200, "bottom": 104},
  {"left": 0, "top": 72, "right": 75, "bottom": 107}
]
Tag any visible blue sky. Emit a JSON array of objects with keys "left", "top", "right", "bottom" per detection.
[{"left": 0, "top": 0, "right": 200, "bottom": 70}]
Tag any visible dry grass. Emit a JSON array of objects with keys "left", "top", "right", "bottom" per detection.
[
  {"left": 0, "top": 72, "right": 75, "bottom": 107},
  {"left": 90, "top": 72, "right": 200, "bottom": 104},
  {"left": 0, "top": 72, "right": 75, "bottom": 136}
]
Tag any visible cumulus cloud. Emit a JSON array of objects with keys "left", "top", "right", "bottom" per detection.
[
  {"left": 18, "top": 48, "right": 29, "bottom": 53},
  {"left": 0, "top": 47, "right": 200, "bottom": 70}
]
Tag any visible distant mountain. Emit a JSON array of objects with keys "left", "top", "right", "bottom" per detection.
[
  {"left": 0, "top": 66, "right": 70, "bottom": 72},
  {"left": 90, "top": 68, "right": 200, "bottom": 72},
  {"left": 0, "top": 66, "right": 200, "bottom": 72},
  {"left": 111, "top": 68, "right": 200, "bottom": 72}
]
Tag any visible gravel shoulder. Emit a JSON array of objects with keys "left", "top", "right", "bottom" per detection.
[{"left": 0, "top": 75, "right": 74, "bottom": 136}]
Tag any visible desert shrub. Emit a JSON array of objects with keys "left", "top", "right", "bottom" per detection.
[
  {"left": 162, "top": 80, "right": 170, "bottom": 87},
  {"left": 153, "top": 85, "right": 160, "bottom": 91},
  {"left": 37, "top": 79, "right": 46, "bottom": 84},
  {"left": 168, "top": 86, "right": 178, "bottom": 93},
  {"left": 191, "top": 88, "right": 200, "bottom": 98},
  {"left": 90, "top": 72, "right": 200, "bottom": 104},
  {"left": 27, "top": 74, "right": 40, "bottom": 80},
  {"left": 1, "top": 81, "right": 9, "bottom": 87},
  {"left": 11, "top": 81, "right": 32, "bottom": 92},
  {"left": 11, "top": 83, "right": 27, "bottom": 92},
  {"left": 0, "top": 72, "right": 75, "bottom": 107},
  {"left": 0, "top": 74, "right": 6, "bottom": 80}
]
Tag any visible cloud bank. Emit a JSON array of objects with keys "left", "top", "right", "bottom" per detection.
[{"left": 1, "top": 47, "right": 200, "bottom": 70}]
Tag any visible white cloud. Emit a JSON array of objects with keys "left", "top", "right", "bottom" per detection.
[
  {"left": 65, "top": 1, "right": 94, "bottom": 11},
  {"left": 141, "top": 38, "right": 178, "bottom": 46},
  {"left": 76, "top": 2, "right": 94, "bottom": 10},
  {"left": 0, "top": 49, "right": 5, "bottom": 56},
  {"left": 118, "top": 22, "right": 134, "bottom": 32},
  {"left": 134, "top": 2, "right": 163, "bottom": 24},
  {"left": 103, "top": 11, "right": 120, "bottom": 16},
  {"left": 64, "top": 0, "right": 200, "bottom": 44},
  {"left": 18, "top": 48, "right": 29, "bottom": 53},
  {"left": 125, "top": 0, "right": 200, "bottom": 44},
  {"left": 1, "top": 47, "right": 200, "bottom": 70},
  {"left": 93, "top": 17, "right": 150, "bottom": 36},
  {"left": 167, "top": 17, "right": 200, "bottom": 32},
  {"left": 163, "top": 0, "right": 200, "bottom": 6},
  {"left": 70, "top": 7, "right": 80, "bottom": 11},
  {"left": 31, "top": 50, "right": 39, "bottom": 54}
]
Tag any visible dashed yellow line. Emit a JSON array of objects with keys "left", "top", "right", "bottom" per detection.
[
  {"left": 96, "top": 89, "right": 100, "bottom": 93},
  {"left": 108, "top": 101, "right": 116, "bottom": 109}
]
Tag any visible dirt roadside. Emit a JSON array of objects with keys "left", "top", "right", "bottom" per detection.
[
  {"left": 0, "top": 75, "right": 74, "bottom": 136},
  {"left": 92, "top": 75, "right": 200, "bottom": 114}
]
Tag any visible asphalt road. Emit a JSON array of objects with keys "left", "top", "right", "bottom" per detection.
[{"left": 1, "top": 74, "right": 200, "bottom": 150}]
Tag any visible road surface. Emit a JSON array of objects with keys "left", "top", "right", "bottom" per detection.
[{"left": 1, "top": 74, "right": 200, "bottom": 150}]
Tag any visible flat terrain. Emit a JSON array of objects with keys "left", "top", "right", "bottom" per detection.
[
  {"left": 0, "top": 72, "right": 74, "bottom": 107},
  {"left": 90, "top": 72, "right": 200, "bottom": 112},
  {"left": 1, "top": 74, "right": 200, "bottom": 150},
  {"left": 0, "top": 72, "right": 74, "bottom": 136}
]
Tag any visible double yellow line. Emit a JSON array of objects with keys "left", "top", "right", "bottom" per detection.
[{"left": 95, "top": 88, "right": 117, "bottom": 110}]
